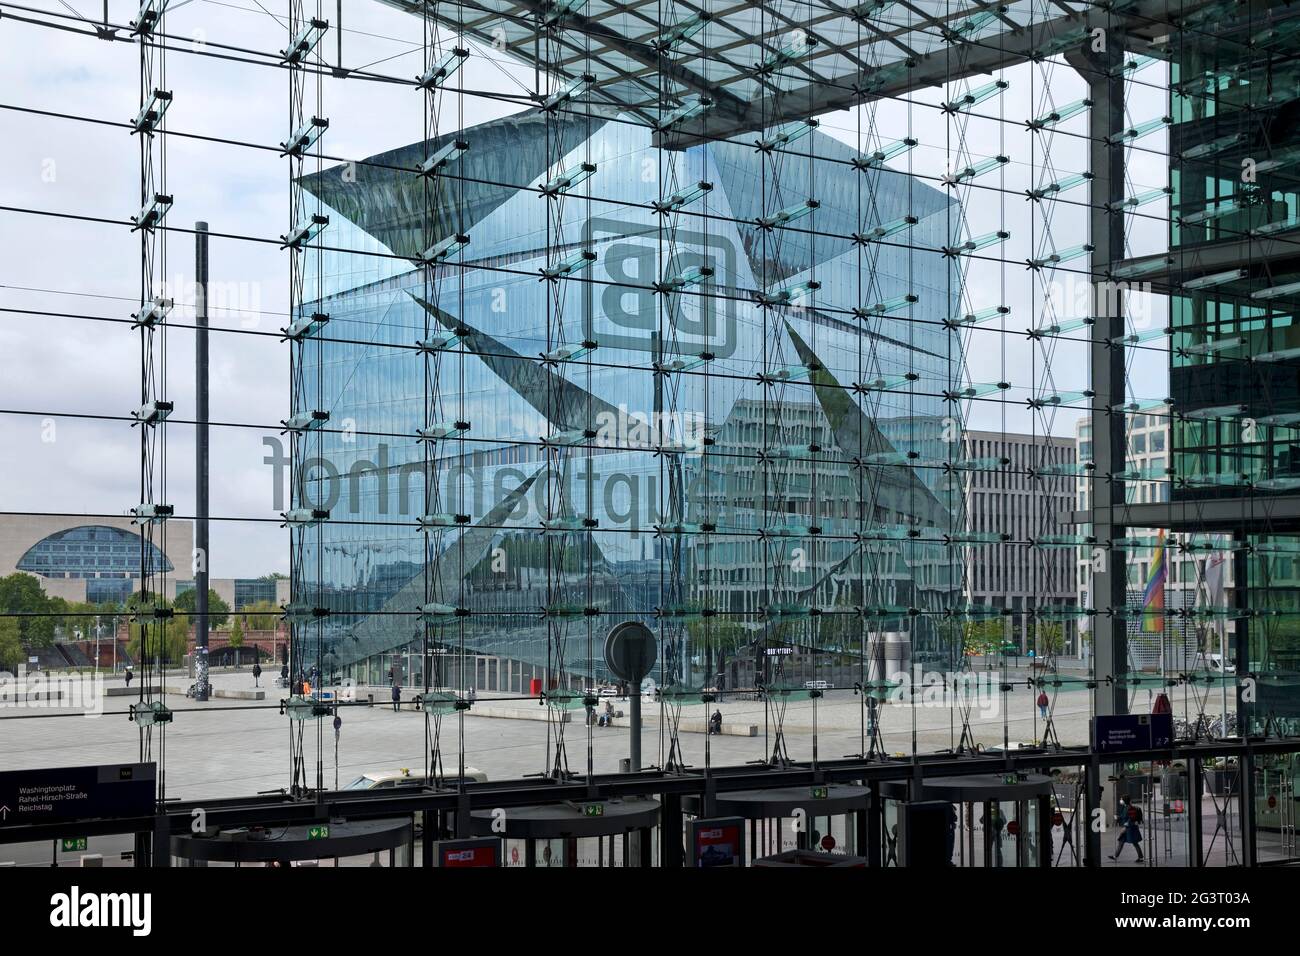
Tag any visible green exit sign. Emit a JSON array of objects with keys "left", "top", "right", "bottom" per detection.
[
  {"left": 61, "top": 838, "right": 87, "bottom": 852},
  {"left": 308, "top": 825, "right": 331, "bottom": 840},
  {"left": 583, "top": 803, "right": 604, "bottom": 817},
  {"left": 811, "top": 786, "right": 829, "bottom": 799}
]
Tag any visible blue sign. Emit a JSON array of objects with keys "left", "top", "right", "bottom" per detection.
[
  {"left": 0, "top": 763, "right": 155, "bottom": 829},
  {"left": 1092, "top": 714, "right": 1174, "bottom": 753}
]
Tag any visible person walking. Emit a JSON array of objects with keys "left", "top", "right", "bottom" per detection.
[
  {"left": 1037, "top": 689, "right": 1050, "bottom": 720},
  {"left": 981, "top": 804, "right": 1006, "bottom": 867},
  {"left": 391, "top": 682, "right": 401, "bottom": 713},
  {"left": 944, "top": 803, "right": 958, "bottom": 866},
  {"left": 252, "top": 661, "right": 262, "bottom": 688},
  {"left": 1109, "top": 798, "right": 1145, "bottom": 863},
  {"left": 124, "top": 667, "right": 133, "bottom": 689}
]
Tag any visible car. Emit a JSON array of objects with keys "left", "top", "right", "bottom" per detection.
[
  {"left": 342, "top": 767, "right": 488, "bottom": 790},
  {"left": 1195, "top": 653, "right": 1236, "bottom": 675}
]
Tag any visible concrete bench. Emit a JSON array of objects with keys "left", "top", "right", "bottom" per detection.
[
  {"left": 470, "top": 703, "right": 571, "bottom": 723},
  {"left": 679, "top": 718, "right": 759, "bottom": 737},
  {"left": 162, "top": 685, "right": 265, "bottom": 701}
]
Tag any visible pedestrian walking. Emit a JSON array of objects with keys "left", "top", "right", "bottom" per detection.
[
  {"left": 981, "top": 805, "right": 1006, "bottom": 867},
  {"left": 252, "top": 661, "right": 262, "bottom": 687},
  {"left": 1109, "top": 798, "right": 1145, "bottom": 863},
  {"left": 1037, "top": 689, "right": 1049, "bottom": 719},
  {"left": 124, "top": 667, "right": 133, "bottom": 688},
  {"left": 391, "top": 682, "right": 401, "bottom": 713}
]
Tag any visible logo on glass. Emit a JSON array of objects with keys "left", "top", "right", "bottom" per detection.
[{"left": 583, "top": 217, "right": 738, "bottom": 358}]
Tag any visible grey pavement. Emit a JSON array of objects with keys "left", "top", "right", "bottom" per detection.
[{"left": 0, "top": 667, "right": 1112, "bottom": 798}]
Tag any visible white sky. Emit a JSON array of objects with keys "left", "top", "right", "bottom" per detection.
[{"left": 0, "top": 0, "right": 1171, "bottom": 576}]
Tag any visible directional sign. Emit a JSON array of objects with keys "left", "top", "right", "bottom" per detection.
[
  {"left": 1092, "top": 713, "right": 1175, "bottom": 754},
  {"left": 308, "top": 825, "right": 331, "bottom": 840},
  {"left": 61, "top": 837, "right": 88, "bottom": 852},
  {"left": 582, "top": 803, "right": 605, "bottom": 817},
  {"left": 811, "top": 785, "right": 829, "bottom": 800},
  {"left": 0, "top": 763, "right": 155, "bottom": 829}
]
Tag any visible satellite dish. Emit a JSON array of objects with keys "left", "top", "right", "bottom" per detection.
[{"left": 603, "top": 621, "right": 657, "bottom": 683}]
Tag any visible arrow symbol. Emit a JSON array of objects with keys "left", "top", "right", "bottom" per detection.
[{"left": 0, "top": 805, "right": 10, "bottom": 820}]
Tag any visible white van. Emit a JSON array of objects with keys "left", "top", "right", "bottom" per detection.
[{"left": 1195, "top": 653, "right": 1236, "bottom": 675}]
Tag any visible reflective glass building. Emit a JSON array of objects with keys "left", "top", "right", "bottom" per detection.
[{"left": 292, "top": 111, "right": 964, "bottom": 691}]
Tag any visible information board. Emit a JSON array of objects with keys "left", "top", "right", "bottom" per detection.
[
  {"left": 687, "top": 816, "right": 745, "bottom": 868},
  {"left": 0, "top": 763, "right": 155, "bottom": 829}
]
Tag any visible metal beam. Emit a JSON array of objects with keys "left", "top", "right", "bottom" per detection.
[
  {"left": 658, "top": 0, "right": 1209, "bottom": 147},
  {"left": 1066, "top": 494, "right": 1300, "bottom": 533},
  {"left": 195, "top": 222, "right": 211, "bottom": 702},
  {"left": 1111, "top": 230, "right": 1300, "bottom": 296},
  {"left": 1073, "top": 40, "right": 1128, "bottom": 729}
]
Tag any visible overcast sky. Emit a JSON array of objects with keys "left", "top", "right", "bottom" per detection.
[{"left": 0, "top": 0, "right": 1171, "bottom": 577}]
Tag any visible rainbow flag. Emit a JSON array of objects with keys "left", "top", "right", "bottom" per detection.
[{"left": 1142, "top": 531, "right": 1167, "bottom": 633}]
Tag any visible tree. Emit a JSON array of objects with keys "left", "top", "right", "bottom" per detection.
[
  {"left": 680, "top": 601, "right": 755, "bottom": 684},
  {"left": 242, "top": 600, "right": 280, "bottom": 631},
  {"left": 227, "top": 616, "right": 245, "bottom": 666},
  {"left": 58, "top": 601, "right": 100, "bottom": 640},
  {"left": 0, "top": 617, "right": 23, "bottom": 671},
  {"left": 126, "top": 617, "right": 188, "bottom": 667},
  {"left": 124, "top": 591, "right": 189, "bottom": 666},
  {"left": 961, "top": 619, "right": 1004, "bottom": 657},
  {"left": 1031, "top": 620, "right": 1066, "bottom": 657},
  {"left": 0, "top": 572, "right": 57, "bottom": 647},
  {"left": 172, "top": 587, "right": 230, "bottom": 628}
]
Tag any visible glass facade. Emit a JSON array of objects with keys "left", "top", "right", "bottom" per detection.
[
  {"left": 1166, "top": 0, "right": 1300, "bottom": 725},
  {"left": 293, "top": 113, "right": 964, "bottom": 691},
  {"left": 7, "top": 0, "right": 1300, "bottom": 872}
]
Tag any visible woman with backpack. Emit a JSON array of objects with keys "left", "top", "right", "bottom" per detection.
[{"left": 1109, "top": 797, "right": 1145, "bottom": 863}]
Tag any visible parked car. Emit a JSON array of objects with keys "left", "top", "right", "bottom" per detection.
[
  {"left": 342, "top": 767, "right": 487, "bottom": 790},
  {"left": 1195, "top": 652, "right": 1236, "bottom": 675}
]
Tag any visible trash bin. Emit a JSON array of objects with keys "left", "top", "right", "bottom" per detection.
[{"left": 529, "top": 677, "right": 543, "bottom": 696}]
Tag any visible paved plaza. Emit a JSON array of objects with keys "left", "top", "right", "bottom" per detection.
[
  {"left": 0, "top": 666, "right": 1113, "bottom": 797},
  {"left": 0, "top": 667, "right": 1277, "bottom": 868}
]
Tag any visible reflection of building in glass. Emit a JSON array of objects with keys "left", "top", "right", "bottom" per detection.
[
  {"left": 1109, "top": 15, "right": 1300, "bottom": 718},
  {"left": 961, "top": 430, "right": 1077, "bottom": 651},
  {"left": 295, "top": 112, "right": 963, "bottom": 686},
  {"left": 1075, "top": 407, "right": 1237, "bottom": 668}
]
